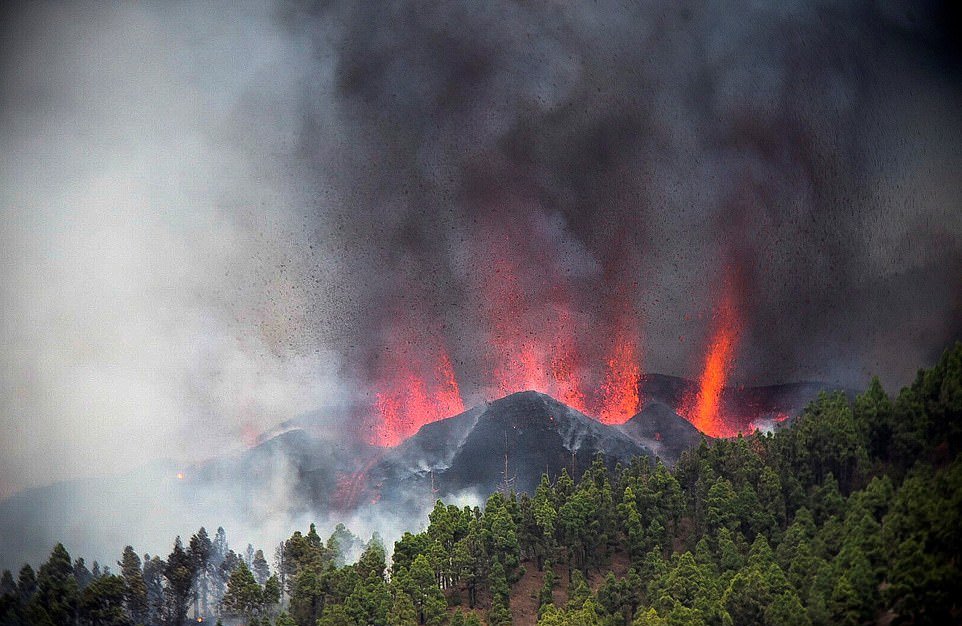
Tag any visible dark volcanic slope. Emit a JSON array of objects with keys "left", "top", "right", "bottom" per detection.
[
  {"left": 369, "top": 391, "right": 654, "bottom": 506},
  {"left": 618, "top": 402, "right": 707, "bottom": 464}
]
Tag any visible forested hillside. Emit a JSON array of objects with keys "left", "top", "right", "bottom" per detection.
[{"left": 3, "top": 344, "right": 961, "bottom": 626}]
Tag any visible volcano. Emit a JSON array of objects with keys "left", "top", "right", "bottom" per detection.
[
  {"left": 618, "top": 401, "right": 705, "bottom": 464},
  {"left": 190, "top": 379, "right": 834, "bottom": 511},
  {"left": 364, "top": 391, "right": 656, "bottom": 505}
]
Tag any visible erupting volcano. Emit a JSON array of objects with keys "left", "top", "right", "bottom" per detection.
[
  {"left": 365, "top": 217, "right": 782, "bottom": 446},
  {"left": 366, "top": 270, "right": 766, "bottom": 444}
]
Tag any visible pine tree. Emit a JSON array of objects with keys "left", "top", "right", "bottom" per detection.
[
  {"left": 142, "top": 554, "right": 166, "bottom": 624},
  {"left": 386, "top": 586, "right": 417, "bottom": 626},
  {"left": 222, "top": 561, "right": 264, "bottom": 621},
  {"left": 264, "top": 574, "right": 281, "bottom": 607},
  {"left": 855, "top": 376, "right": 893, "bottom": 461},
  {"left": 463, "top": 613, "right": 482, "bottom": 626},
  {"left": 566, "top": 569, "right": 591, "bottom": 611},
  {"left": 209, "top": 527, "right": 229, "bottom": 607},
  {"left": 275, "top": 611, "right": 297, "bottom": 626},
  {"left": 79, "top": 574, "right": 130, "bottom": 626},
  {"left": 487, "top": 558, "right": 511, "bottom": 626},
  {"left": 538, "top": 560, "right": 556, "bottom": 614},
  {"left": 33, "top": 543, "right": 79, "bottom": 625},
  {"left": 328, "top": 524, "right": 359, "bottom": 568},
  {"left": 73, "top": 557, "right": 93, "bottom": 591},
  {"left": 764, "top": 590, "right": 811, "bottom": 626},
  {"left": 189, "top": 527, "right": 213, "bottom": 618},
  {"left": 409, "top": 554, "right": 445, "bottom": 626},
  {"left": 251, "top": 549, "right": 270, "bottom": 585},
  {"left": 164, "top": 537, "right": 196, "bottom": 626},
  {"left": 118, "top": 546, "right": 147, "bottom": 624},
  {"left": 289, "top": 565, "right": 325, "bottom": 626},
  {"left": 17, "top": 564, "right": 37, "bottom": 602},
  {"left": 0, "top": 570, "right": 14, "bottom": 597}
]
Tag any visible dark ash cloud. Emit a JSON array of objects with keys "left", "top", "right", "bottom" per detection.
[{"left": 286, "top": 0, "right": 962, "bottom": 396}]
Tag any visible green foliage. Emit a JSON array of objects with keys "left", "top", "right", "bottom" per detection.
[
  {"left": 407, "top": 554, "right": 446, "bottom": 626},
  {"left": 118, "top": 546, "right": 147, "bottom": 624},
  {"left": 487, "top": 558, "right": 512, "bottom": 626},
  {"left": 274, "top": 611, "right": 296, "bottom": 626},
  {"left": 33, "top": 543, "right": 79, "bottom": 625},
  {"left": 163, "top": 537, "right": 195, "bottom": 625},
  {"left": 79, "top": 574, "right": 130, "bottom": 626},
  {"left": 221, "top": 561, "right": 265, "bottom": 620},
  {"left": 386, "top": 585, "right": 418, "bottom": 626},
  {"left": 538, "top": 561, "right": 556, "bottom": 615}
]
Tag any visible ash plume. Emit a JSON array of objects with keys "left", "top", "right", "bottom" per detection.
[{"left": 286, "top": 0, "right": 962, "bottom": 400}]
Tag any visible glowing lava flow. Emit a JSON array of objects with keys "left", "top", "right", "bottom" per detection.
[
  {"left": 682, "top": 285, "right": 741, "bottom": 437},
  {"left": 596, "top": 333, "right": 642, "bottom": 424}
]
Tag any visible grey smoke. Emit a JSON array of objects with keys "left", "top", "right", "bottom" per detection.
[{"left": 284, "top": 0, "right": 962, "bottom": 402}]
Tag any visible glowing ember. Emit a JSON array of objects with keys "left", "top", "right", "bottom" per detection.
[
  {"left": 681, "top": 280, "right": 741, "bottom": 437},
  {"left": 747, "top": 412, "right": 791, "bottom": 433},
  {"left": 597, "top": 333, "right": 641, "bottom": 424}
]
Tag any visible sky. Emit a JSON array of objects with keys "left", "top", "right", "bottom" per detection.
[{"left": 1, "top": 0, "right": 961, "bottom": 499}]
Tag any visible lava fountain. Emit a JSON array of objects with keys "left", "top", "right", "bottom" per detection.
[
  {"left": 369, "top": 310, "right": 465, "bottom": 447},
  {"left": 681, "top": 277, "right": 742, "bottom": 437},
  {"left": 596, "top": 331, "right": 642, "bottom": 424}
]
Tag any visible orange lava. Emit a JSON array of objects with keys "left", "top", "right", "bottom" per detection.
[
  {"left": 368, "top": 296, "right": 465, "bottom": 447},
  {"left": 597, "top": 333, "right": 641, "bottom": 424},
  {"left": 372, "top": 352, "right": 464, "bottom": 447},
  {"left": 681, "top": 283, "right": 741, "bottom": 437},
  {"left": 332, "top": 453, "right": 383, "bottom": 510}
]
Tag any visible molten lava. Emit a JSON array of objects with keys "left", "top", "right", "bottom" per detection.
[
  {"left": 372, "top": 352, "right": 464, "bottom": 446},
  {"left": 486, "top": 258, "right": 552, "bottom": 396},
  {"left": 681, "top": 282, "right": 741, "bottom": 437},
  {"left": 596, "top": 333, "right": 642, "bottom": 424}
]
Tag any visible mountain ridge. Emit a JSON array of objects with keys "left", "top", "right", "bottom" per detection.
[{"left": 0, "top": 378, "right": 832, "bottom": 570}]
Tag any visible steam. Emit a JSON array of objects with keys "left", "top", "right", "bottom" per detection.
[{"left": 0, "top": 1, "right": 341, "bottom": 496}]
